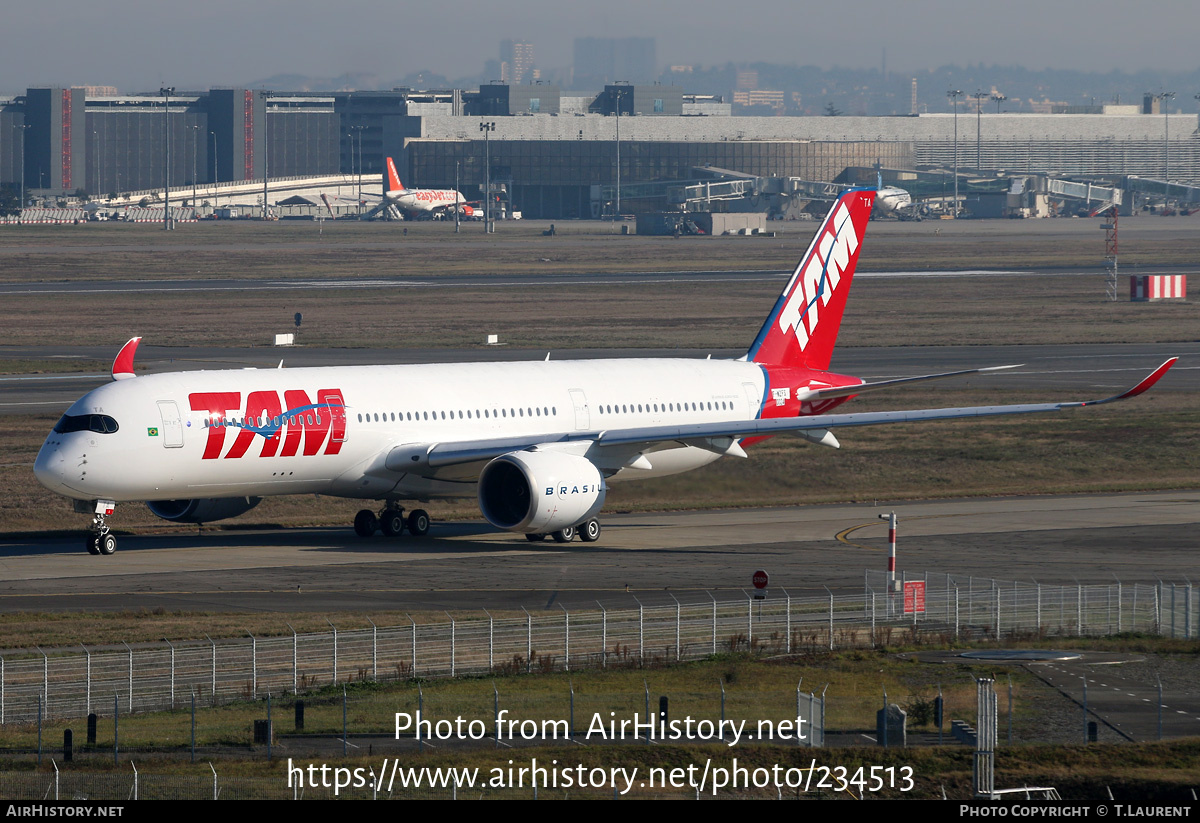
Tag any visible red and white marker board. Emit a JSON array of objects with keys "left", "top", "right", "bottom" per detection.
[
  {"left": 1131, "top": 275, "right": 1186, "bottom": 301},
  {"left": 903, "top": 581, "right": 926, "bottom": 614}
]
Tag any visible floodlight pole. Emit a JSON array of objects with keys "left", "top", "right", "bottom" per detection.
[
  {"left": 972, "top": 90, "right": 987, "bottom": 170},
  {"left": 160, "top": 87, "right": 175, "bottom": 230},
  {"left": 190, "top": 125, "right": 198, "bottom": 214},
  {"left": 480, "top": 121, "right": 496, "bottom": 233},
  {"left": 614, "top": 84, "right": 628, "bottom": 219},
  {"left": 263, "top": 96, "right": 271, "bottom": 221},
  {"left": 209, "top": 131, "right": 217, "bottom": 206},
  {"left": 356, "top": 126, "right": 363, "bottom": 217},
  {"left": 947, "top": 90, "right": 962, "bottom": 216},
  {"left": 17, "top": 124, "right": 29, "bottom": 211},
  {"left": 1159, "top": 92, "right": 1175, "bottom": 182}
]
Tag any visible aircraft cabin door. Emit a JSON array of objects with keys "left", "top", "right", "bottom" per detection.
[
  {"left": 319, "top": 390, "right": 348, "bottom": 445},
  {"left": 569, "top": 389, "right": 590, "bottom": 430},
  {"left": 156, "top": 400, "right": 184, "bottom": 448},
  {"left": 743, "top": 382, "right": 763, "bottom": 417}
]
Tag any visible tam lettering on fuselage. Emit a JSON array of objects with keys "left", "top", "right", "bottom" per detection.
[
  {"left": 189, "top": 389, "right": 347, "bottom": 460},
  {"left": 776, "top": 202, "right": 860, "bottom": 349}
]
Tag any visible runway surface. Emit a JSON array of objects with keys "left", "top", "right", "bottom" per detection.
[
  {"left": 1, "top": 491, "right": 1196, "bottom": 613},
  {"left": 1, "top": 265, "right": 1197, "bottom": 296},
  {"left": 2, "top": 341, "right": 1194, "bottom": 415}
]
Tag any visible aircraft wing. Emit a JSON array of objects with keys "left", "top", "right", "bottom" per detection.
[
  {"left": 389, "top": 358, "right": 1177, "bottom": 477},
  {"left": 796, "top": 364, "right": 1021, "bottom": 402}
]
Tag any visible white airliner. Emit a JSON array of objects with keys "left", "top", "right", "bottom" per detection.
[
  {"left": 874, "top": 185, "right": 914, "bottom": 216},
  {"left": 34, "top": 189, "right": 1177, "bottom": 555},
  {"left": 379, "top": 157, "right": 475, "bottom": 220},
  {"left": 872, "top": 169, "right": 915, "bottom": 217}
]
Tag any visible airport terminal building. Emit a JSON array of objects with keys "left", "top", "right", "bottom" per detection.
[{"left": 2, "top": 84, "right": 1198, "bottom": 218}]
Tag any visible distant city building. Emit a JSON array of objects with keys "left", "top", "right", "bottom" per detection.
[
  {"left": 573, "top": 37, "right": 656, "bottom": 88},
  {"left": 733, "top": 89, "right": 786, "bottom": 114},
  {"left": 475, "top": 84, "right": 559, "bottom": 116},
  {"left": 590, "top": 84, "right": 682, "bottom": 116},
  {"left": 3, "top": 83, "right": 1200, "bottom": 220},
  {"left": 500, "top": 40, "right": 535, "bottom": 85},
  {"left": 1029, "top": 98, "right": 1071, "bottom": 114},
  {"left": 735, "top": 70, "right": 759, "bottom": 91}
]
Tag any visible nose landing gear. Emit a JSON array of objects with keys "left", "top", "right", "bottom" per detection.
[{"left": 85, "top": 500, "right": 118, "bottom": 555}]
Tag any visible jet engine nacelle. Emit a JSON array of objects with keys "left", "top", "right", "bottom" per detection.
[
  {"left": 478, "top": 450, "right": 605, "bottom": 534},
  {"left": 147, "top": 497, "right": 262, "bottom": 524}
]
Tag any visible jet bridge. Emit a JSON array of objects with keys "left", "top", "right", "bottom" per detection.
[
  {"left": 593, "top": 166, "right": 863, "bottom": 219},
  {"left": 1042, "top": 178, "right": 1123, "bottom": 214},
  {"left": 1124, "top": 176, "right": 1200, "bottom": 206},
  {"left": 665, "top": 167, "right": 844, "bottom": 215}
]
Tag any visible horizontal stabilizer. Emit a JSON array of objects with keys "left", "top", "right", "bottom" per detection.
[{"left": 795, "top": 364, "right": 1021, "bottom": 402}]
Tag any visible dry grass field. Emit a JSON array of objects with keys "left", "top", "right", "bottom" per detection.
[
  {"left": 3, "top": 213, "right": 1200, "bottom": 281},
  {"left": 0, "top": 274, "right": 1197, "bottom": 350}
]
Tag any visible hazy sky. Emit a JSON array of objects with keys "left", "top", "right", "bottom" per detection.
[{"left": 4, "top": 0, "right": 1198, "bottom": 93}]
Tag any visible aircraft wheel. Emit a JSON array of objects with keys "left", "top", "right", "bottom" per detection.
[
  {"left": 579, "top": 519, "right": 601, "bottom": 543},
  {"left": 551, "top": 526, "right": 575, "bottom": 544},
  {"left": 380, "top": 510, "right": 405, "bottom": 537},
  {"left": 354, "top": 509, "right": 378, "bottom": 537},
  {"left": 407, "top": 509, "right": 430, "bottom": 536},
  {"left": 525, "top": 533, "right": 546, "bottom": 542},
  {"left": 98, "top": 533, "right": 117, "bottom": 555},
  {"left": 86, "top": 535, "right": 101, "bottom": 555}
]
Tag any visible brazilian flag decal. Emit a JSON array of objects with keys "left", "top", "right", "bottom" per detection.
[{"left": 147, "top": 427, "right": 159, "bottom": 437}]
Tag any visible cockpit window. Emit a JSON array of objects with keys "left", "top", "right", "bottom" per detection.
[{"left": 53, "top": 414, "right": 119, "bottom": 434}]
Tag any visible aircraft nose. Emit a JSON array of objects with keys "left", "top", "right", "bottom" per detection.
[{"left": 34, "top": 437, "right": 80, "bottom": 497}]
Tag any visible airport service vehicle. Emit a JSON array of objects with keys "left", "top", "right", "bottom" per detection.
[
  {"left": 33, "top": 189, "right": 1177, "bottom": 555},
  {"left": 380, "top": 157, "right": 474, "bottom": 219}
]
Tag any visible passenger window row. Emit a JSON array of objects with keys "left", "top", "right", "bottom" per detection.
[
  {"left": 357, "top": 406, "right": 558, "bottom": 424},
  {"left": 354, "top": 399, "right": 735, "bottom": 425},
  {"left": 596, "top": 400, "right": 732, "bottom": 415},
  {"left": 203, "top": 414, "right": 321, "bottom": 428}
]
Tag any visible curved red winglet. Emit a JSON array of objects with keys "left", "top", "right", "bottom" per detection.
[
  {"left": 1080, "top": 357, "right": 1178, "bottom": 406},
  {"left": 111, "top": 337, "right": 142, "bottom": 381},
  {"left": 1113, "top": 357, "right": 1178, "bottom": 400}
]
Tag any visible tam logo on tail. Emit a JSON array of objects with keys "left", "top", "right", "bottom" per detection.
[{"left": 747, "top": 189, "right": 874, "bottom": 370}]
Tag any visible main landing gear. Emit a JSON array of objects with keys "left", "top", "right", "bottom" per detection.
[
  {"left": 354, "top": 506, "right": 431, "bottom": 539},
  {"left": 524, "top": 518, "right": 602, "bottom": 544}
]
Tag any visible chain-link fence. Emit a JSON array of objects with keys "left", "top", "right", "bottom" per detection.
[
  {"left": 0, "top": 575, "right": 1193, "bottom": 726},
  {"left": 862, "top": 572, "right": 1195, "bottom": 640},
  {"left": 0, "top": 768, "right": 788, "bottom": 800}
]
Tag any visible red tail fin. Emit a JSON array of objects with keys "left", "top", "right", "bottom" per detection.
[
  {"left": 746, "top": 189, "right": 874, "bottom": 370},
  {"left": 386, "top": 157, "right": 404, "bottom": 192}
]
